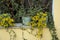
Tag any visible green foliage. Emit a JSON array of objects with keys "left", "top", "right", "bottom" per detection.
[
  {"left": 0, "top": 0, "right": 9, "bottom": 13},
  {"left": 0, "top": 13, "right": 14, "bottom": 28},
  {"left": 47, "top": 12, "right": 59, "bottom": 40},
  {"left": 10, "top": 0, "right": 19, "bottom": 11},
  {"left": 17, "top": 6, "right": 26, "bottom": 17},
  {"left": 0, "top": 0, "right": 49, "bottom": 23},
  {"left": 27, "top": 7, "right": 39, "bottom": 16}
]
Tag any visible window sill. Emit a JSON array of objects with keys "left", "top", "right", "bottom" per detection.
[{"left": 0, "top": 23, "right": 31, "bottom": 29}]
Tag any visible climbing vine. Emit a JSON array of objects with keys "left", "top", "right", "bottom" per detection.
[{"left": 47, "top": 12, "right": 59, "bottom": 40}]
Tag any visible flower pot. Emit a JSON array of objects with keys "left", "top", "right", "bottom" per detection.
[{"left": 22, "top": 17, "right": 31, "bottom": 26}]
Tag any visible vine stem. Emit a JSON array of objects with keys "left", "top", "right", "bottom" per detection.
[
  {"left": 6, "top": 28, "right": 16, "bottom": 40},
  {"left": 21, "top": 28, "right": 42, "bottom": 40}
]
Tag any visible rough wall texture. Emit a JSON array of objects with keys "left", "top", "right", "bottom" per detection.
[
  {"left": 54, "top": 0, "right": 60, "bottom": 40},
  {"left": 0, "top": 28, "right": 51, "bottom": 40}
]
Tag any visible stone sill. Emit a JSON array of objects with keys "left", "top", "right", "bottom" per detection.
[{"left": 0, "top": 23, "right": 31, "bottom": 29}]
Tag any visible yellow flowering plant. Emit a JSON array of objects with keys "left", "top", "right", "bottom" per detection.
[
  {"left": 0, "top": 13, "right": 15, "bottom": 28},
  {"left": 30, "top": 12, "right": 47, "bottom": 38}
]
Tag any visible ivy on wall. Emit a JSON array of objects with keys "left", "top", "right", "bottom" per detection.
[{"left": 47, "top": 12, "right": 59, "bottom": 40}]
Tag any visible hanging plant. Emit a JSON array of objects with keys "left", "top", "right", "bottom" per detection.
[
  {"left": 0, "top": 13, "right": 15, "bottom": 28},
  {"left": 29, "top": 12, "right": 47, "bottom": 38},
  {"left": 47, "top": 12, "right": 59, "bottom": 40},
  {"left": 0, "top": 13, "right": 16, "bottom": 40}
]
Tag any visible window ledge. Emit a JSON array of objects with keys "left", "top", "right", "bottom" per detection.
[{"left": 0, "top": 23, "right": 31, "bottom": 29}]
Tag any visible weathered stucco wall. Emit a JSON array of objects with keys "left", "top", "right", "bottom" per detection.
[
  {"left": 0, "top": 0, "right": 60, "bottom": 40},
  {"left": 0, "top": 28, "right": 52, "bottom": 40},
  {"left": 54, "top": 0, "right": 60, "bottom": 40}
]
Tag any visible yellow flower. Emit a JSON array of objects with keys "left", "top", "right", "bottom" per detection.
[
  {"left": 0, "top": 22, "right": 3, "bottom": 26},
  {"left": 10, "top": 19, "right": 14, "bottom": 22},
  {"left": 43, "top": 23, "right": 47, "bottom": 27},
  {"left": 32, "top": 17, "right": 35, "bottom": 21},
  {"left": 37, "top": 13, "right": 40, "bottom": 16},
  {"left": 30, "top": 12, "right": 47, "bottom": 38},
  {"left": 37, "top": 22, "right": 42, "bottom": 27},
  {"left": 2, "top": 18, "right": 5, "bottom": 21},
  {"left": 42, "top": 13, "right": 47, "bottom": 16},
  {"left": 0, "top": 17, "right": 2, "bottom": 19},
  {"left": 39, "top": 19, "right": 42, "bottom": 22},
  {"left": 3, "top": 14, "right": 7, "bottom": 16},
  {"left": 0, "top": 14, "right": 14, "bottom": 28},
  {"left": 42, "top": 17, "right": 46, "bottom": 21},
  {"left": 36, "top": 16, "right": 39, "bottom": 20},
  {"left": 8, "top": 19, "right": 14, "bottom": 23},
  {"left": 2, "top": 19, "right": 5, "bottom": 24},
  {"left": 31, "top": 24, "right": 35, "bottom": 27},
  {"left": 34, "top": 16, "right": 39, "bottom": 20},
  {"left": 30, "top": 21, "right": 36, "bottom": 27},
  {"left": 43, "top": 18, "right": 47, "bottom": 20},
  {"left": 4, "top": 24, "right": 8, "bottom": 27},
  {"left": 5, "top": 18, "right": 9, "bottom": 21}
]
